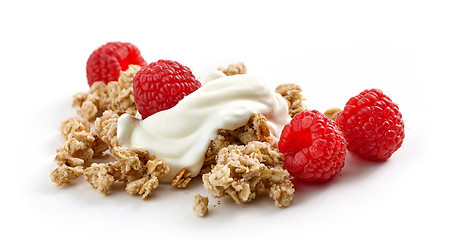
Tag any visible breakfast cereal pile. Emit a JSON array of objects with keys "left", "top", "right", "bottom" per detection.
[{"left": 50, "top": 42, "right": 405, "bottom": 217}]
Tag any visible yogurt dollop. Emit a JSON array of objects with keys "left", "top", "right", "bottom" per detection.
[{"left": 117, "top": 72, "right": 291, "bottom": 182}]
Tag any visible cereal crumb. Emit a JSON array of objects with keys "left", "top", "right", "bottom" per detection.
[
  {"left": 60, "top": 118, "right": 90, "bottom": 140},
  {"left": 171, "top": 168, "right": 192, "bottom": 188},
  {"left": 126, "top": 175, "right": 159, "bottom": 199},
  {"left": 72, "top": 65, "right": 140, "bottom": 120},
  {"left": 275, "top": 83, "right": 307, "bottom": 117},
  {"left": 218, "top": 62, "right": 247, "bottom": 76},
  {"left": 269, "top": 179, "right": 295, "bottom": 208},
  {"left": 72, "top": 81, "right": 109, "bottom": 120},
  {"left": 146, "top": 155, "right": 170, "bottom": 178},
  {"left": 95, "top": 110, "right": 119, "bottom": 148},
  {"left": 202, "top": 141, "right": 294, "bottom": 207},
  {"left": 54, "top": 131, "right": 96, "bottom": 167},
  {"left": 108, "top": 65, "right": 140, "bottom": 115},
  {"left": 193, "top": 194, "right": 209, "bottom": 217},
  {"left": 203, "top": 113, "right": 273, "bottom": 172},
  {"left": 50, "top": 165, "right": 84, "bottom": 186},
  {"left": 324, "top": 107, "right": 342, "bottom": 121},
  {"left": 83, "top": 163, "right": 115, "bottom": 195}
]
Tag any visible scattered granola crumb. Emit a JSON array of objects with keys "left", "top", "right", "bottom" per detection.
[
  {"left": 72, "top": 81, "right": 109, "bottom": 120},
  {"left": 83, "top": 163, "right": 115, "bottom": 195},
  {"left": 108, "top": 65, "right": 140, "bottom": 115},
  {"left": 269, "top": 179, "right": 295, "bottom": 208},
  {"left": 72, "top": 65, "right": 140, "bottom": 120},
  {"left": 203, "top": 113, "right": 274, "bottom": 172},
  {"left": 324, "top": 107, "right": 342, "bottom": 121},
  {"left": 126, "top": 175, "right": 159, "bottom": 199},
  {"left": 110, "top": 147, "right": 147, "bottom": 183},
  {"left": 54, "top": 131, "right": 97, "bottom": 167},
  {"left": 275, "top": 83, "right": 307, "bottom": 118},
  {"left": 171, "top": 168, "right": 192, "bottom": 188},
  {"left": 193, "top": 194, "right": 209, "bottom": 217},
  {"left": 218, "top": 62, "right": 247, "bottom": 76},
  {"left": 202, "top": 141, "right": 294, "bottom": 207},
  {"left": 50, "top": 165, "right": 84, "bottom": 186},
  {"left": 60, "top": 118, "right": 90, "bottom": 140},
  {"left": 146, "top": 155, "right": 170, "bottom": 178},
  {"left": 95, "top": 110, "right": 119, "bottom": 148}
]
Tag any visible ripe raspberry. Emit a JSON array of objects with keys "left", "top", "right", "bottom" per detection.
[
  {"left": 133, "top": 60, "right": 201, "bottom": 119},
  {"left": 86, "top": 42, "right": 147, "bottom": 86},
  {"left": 278, "top": 110, "right": 347, "bottom": 183},
  {"left": 336, "top": 89, "right": 405, "bottom": 161}
]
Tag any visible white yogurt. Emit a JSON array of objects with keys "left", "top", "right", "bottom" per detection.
[{"left": 117, "top": 72, "right": 291, "bottom": 182}]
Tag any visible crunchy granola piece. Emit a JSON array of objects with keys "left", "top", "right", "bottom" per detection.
[
  {"left": 203, "top": 113, "right": 273, "bottom": 171},
  {"left": 72, "top": 81, "right": 109, "bottom": 120},
  {"left": 110, "top": 147, "right": 146, "bottom": 183},
  {"left": 50, "top": 165, "right": 84, "bottom": 186},
  {"left": 204, "top": 134, "right": 234, "bottom": 172},
  {"left": 91, "top": 133, "right": 109, "bottom": 157},
  {"left": 60, "top": 118, "right": 90, "bottom": 140},
  {"left": 84, "top": 163, "right": 115, "bottom": 195},
  {"left": 275, "top": 83, "right": 307, "bottom": 117},
  {"left": 202, "top": 142, "right": 266, "bottom": 204},
  {"left": 260, "top": 167, "right": 290, "bottom": 184},
  {"left": 193, "top": 194, "right": 209, "bottom": 217},
  {"left": 54, "top": 131, "right": 97, "bottom": 167},
  {"left": 324, "top": 107, "right": 342, "bottom": 121},
  {"left": 218, "top": 62, "right": 247, "bottom": 76},
  {"left": 54, "top": 151, "right": 85, "bottom": 167},
  {"left": 230, "top": 113, "right": 273, "bottom": 145},
  {"left": 202, "top": 141, "right": 294, "bottom": 207},
  {"left": 171, "top": 168, "right": 192, "bottom": 188},
  {"left": 95, "top": 110, "right": 119, "bottom": 147},
  {"left": 72, "top": 92, "right": 88, "bottom": 112},
  {"left": 108, "top": 65, "right": 140, "bottom": 115},
  {"left": 269, "top": 179, "right": 295, "bottom": 208},
  {"left": 146, "top": 155, "right": 169, "bottom": 178},
  {"left": 125, "top": 175, "right": 159, "bottom": 199},
  {"left": 244, "top": 141, "right": 284, "bottom": 168}
]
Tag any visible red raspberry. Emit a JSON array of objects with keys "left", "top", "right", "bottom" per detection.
[
  {"left": 336, "top": 89, "right": 404, "bottom": 161},
  {"left": 278, "top": 110, "right": 347, "bottom": 183},
  {"left": 86, "top": 42, "right": 147, "bottom": 86},
  {"left": 133, "top": 60, "right": 201, "bottom": 119}
]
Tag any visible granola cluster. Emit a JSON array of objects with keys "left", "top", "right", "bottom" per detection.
[
  {"left": 72, "top": 65, "right": 140, "bottom": 121},
  {"left": 324, "top": 107, "right": 342, "bottom": 121},
  {"left": 275, "top": 83, "right": 307, "bottom": 118},
  {"left": 193, "top": 194, "right": 209, "bottom": 217},
  {"left": 218, "top": 62, "right": 247, "bottom": 76},
  {"left": 203, "top": 141, "right": 294, "bottom": 208},
  {"left": 51, "top": 110, "right": 169, "bottom": 198}
]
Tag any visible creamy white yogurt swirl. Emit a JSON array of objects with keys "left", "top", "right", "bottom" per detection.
[{"left": 117, "top": 72, "right": 291, "bottom": 182}]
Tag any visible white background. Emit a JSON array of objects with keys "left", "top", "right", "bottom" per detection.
[{"left": 1, "top": 0, "right": 449, "bottom": 239}]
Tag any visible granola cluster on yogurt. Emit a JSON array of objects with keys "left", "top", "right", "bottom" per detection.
[{"left": 50, "top": 60, "right": 307, "bottom": 217}]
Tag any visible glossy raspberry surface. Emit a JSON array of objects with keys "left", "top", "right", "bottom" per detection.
[
  {"left": 279, "top": 110, "right": 347, "bottom": 183},
  {"left": 132, "top": 60, "right": 201, "bottom": 119},
  {"left": 336, "top": 88, "right": 404, "bottom": 161},
  {"left": 86, "top": 42, "right": 147, "bottom": 86}
]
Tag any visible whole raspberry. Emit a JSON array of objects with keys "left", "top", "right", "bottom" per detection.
[
  {"left": 278, "top": 110, "right": 347, "bottom": 183},
  {"left": 133, "top": 60, "right": 201, "bottom": 119},
  {"left": 336, "top": 89, "right": 404, "bottom": 161},
  {"left": 86, "top": 42, "right": 147, "bottom": 86}
]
